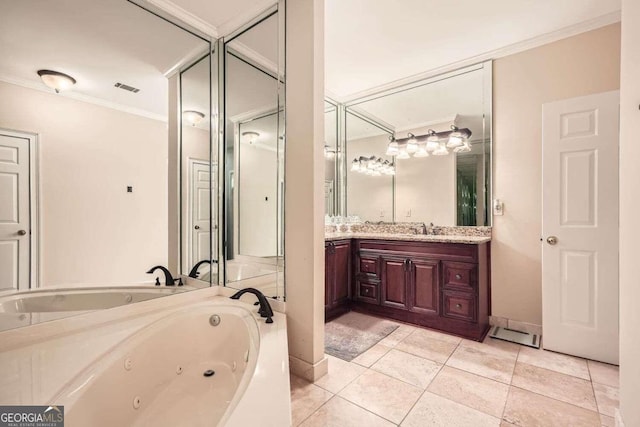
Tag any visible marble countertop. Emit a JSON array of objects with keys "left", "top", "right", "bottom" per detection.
[{"left": 325, "top": 232, "right": 491, "bottom": 244}]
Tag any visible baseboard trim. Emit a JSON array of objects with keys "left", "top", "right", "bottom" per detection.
[
  {"left": 616, "top": 408, "right": 625, "bottom": 427},
  {"left": 289, "top": 355, "right": 328, "bottom": 382}
]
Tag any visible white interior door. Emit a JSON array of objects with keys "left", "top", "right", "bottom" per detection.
[
  {"left": 189, "top": 161, "right": 215, "bottom": 269},
  {"left": 542, "top": 90, "right": 619, "bottom": 364},
  {"left": 0, "top": 132, "right": 30, "bottom": 292}
]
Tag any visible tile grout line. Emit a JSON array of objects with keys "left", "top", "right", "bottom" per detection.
[
  {"left": 396, "top": 336, "right": 463, "bottom": 426},
  {"left": 508, "top": 383, "right": 602, "bottom": 417}
]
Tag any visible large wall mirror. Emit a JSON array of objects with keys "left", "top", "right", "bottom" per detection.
[
  {"left": 223, "top": 7, "right": 285, "bottom": 299},
  {"left": 0, "top": 0, "right": 213, "bottom": 331},
  {"left": 344, "top": 62, "right": 492, "bottom": 226},
  {"left": 179, "top": 53, "right": 217, "bottom": 284}
]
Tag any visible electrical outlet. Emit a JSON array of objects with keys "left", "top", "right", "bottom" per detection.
[{"left": 493, "top": 199, "right": 504, "bottom": 216}]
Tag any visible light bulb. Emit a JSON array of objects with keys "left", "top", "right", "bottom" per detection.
[
  {"left": 413, "top": 145, "right": 429, "bottom": 158},
  {"left": 406, "top": 134, "right": 418, "bottom": 154},
  {"left": 432, "top": 142, "right": 449, "bottom": 156},
  {"left": 454, "top": 141, "right": 472, "bottom": 153},
  {"left": 426, "top": 131, "right": 439, "bottom": 151},
  {"left": 385, "top": 141, "right": 399, "bottom": 156},
  {"left": 396, "top": 147, "right": 410, "bottom": 159}
]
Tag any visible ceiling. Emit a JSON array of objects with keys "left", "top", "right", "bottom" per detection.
[
  {"left": 0, "top": 0, "right": 208, "bottom": 119},
  {"left": 325, "top": 0, "right": 621, "bottom": 99}
]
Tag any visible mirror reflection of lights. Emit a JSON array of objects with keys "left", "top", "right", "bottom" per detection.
[
  {"left": 242, "top": 131, "right": 260, "bottom": 144},
  {"left": 350, "top": 155, "right": 395, "bottom": 176},
  {"left": 183, "top": 110, "right": 205, "bottom": 126}
]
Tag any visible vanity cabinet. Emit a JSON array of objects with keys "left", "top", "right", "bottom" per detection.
[
  {"left": 325, "top": 240, "right": 351, "bottom": 320},
  {"left": 351, "top": 239, "right": 490, "bottom": 341}
]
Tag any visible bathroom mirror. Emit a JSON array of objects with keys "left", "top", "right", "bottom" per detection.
[
  {"left": 345, "top": 111, "right": 394, "bottom": 222},
  {"left": 0, "top": 0, "right": 212, "bottom": 331},
  {"left": 344, "top": 62, "right": 492, "bottom": 226},
  {"left": 179, "top": 53, "right": 217, "bottom": 284},
  {"left": 223, "top": 8, "right": 285, "bottom": 299},
  {"left": 325, "top": 100, "right": 338, "bottom": 215}
]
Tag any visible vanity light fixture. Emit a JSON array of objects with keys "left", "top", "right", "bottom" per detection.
[
  {"left": 242, "top": 131, "right": 260, "bottom": 144},
  {"left": 385, "top": 127, "right": 472, "bottom": 158},
  {"left": 183, "top": 110, "right": 205, "bottom": 126},
  {"left": 446, "top": 125, "right": 464, "bottom": 148},
  {"left": 426, "top": 129, "right": 440, "bottom": 152},
  {"left": 413, "top": 143, "right": 430, "bottom": 158},
  {"left": 406, "top": 133, "right": 418, "bottom": 154},
  {"left": 324, "top": 144, "right": 336, "bottom": 159},
  {"left": 350, "top": 155, "right": 395, "bottom": 176},
  {"left": 385, "top": 136, "right": 399, "bottom": 156},
  {"left": 37, "top": 69, "right": 76, "bottom": 93},
  {"left": 432, "top": 142, "right": 450, "bottom": 156}
]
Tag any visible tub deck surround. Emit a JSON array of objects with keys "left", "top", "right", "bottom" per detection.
[
  {"left": 324, "top": 227, "right": 492, "bottom": 341},
  {"left": 0, "top": 287, "right": 291, "bottom": 427}
]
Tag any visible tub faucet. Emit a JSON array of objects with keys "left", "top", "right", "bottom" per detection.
[
  {"left": 188, "top": 259, "right": 216, "bottom": 278},
  {"left": 146, "top": 265, "right": 182, "bottom": 286},
  {"left": 230, "top": 288, "right": 274, "bottom": 324}
]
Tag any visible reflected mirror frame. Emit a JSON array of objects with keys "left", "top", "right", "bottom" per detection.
[
  {"left": 221, "top": 2, "right": 285, "bottom": 298},
  {"left": 325, "top": 98, "right": 339, "bottom": 216},
  {"left": 340, "top": 60, "right": 493, "bottom": 227},
  {"left": 342, "top": 109, "right": 396, "bottom": 221},
  {"left": 179, "top": 51, "right": 216, "bottom": 286}
]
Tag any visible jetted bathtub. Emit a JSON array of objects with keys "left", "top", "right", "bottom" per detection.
[
  {"left": 51, "top": 299, "right": 290, "bottom": 426},
  {"left": 0, "top": 286, "right": 188, "bottom": 314}
]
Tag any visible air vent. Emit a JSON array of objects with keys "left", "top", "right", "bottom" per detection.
[{"left": 114, "top": 82, "right": 140, "bottom": 93}]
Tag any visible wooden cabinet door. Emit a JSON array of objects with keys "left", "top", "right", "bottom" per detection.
[
  {"left": 324, "top": 243, "right": 333, "bottom": 311},
  {"left": 332, "top": 241, "right": 351, "bottom": 306},
  {"left": 409, "top": 259, "right": 440, "bottom": 316},
  {"left": 381, "top": 256, "right": 409, "bottom": 310}
]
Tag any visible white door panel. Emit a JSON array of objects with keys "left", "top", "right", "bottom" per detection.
[
  {"left": 189, "top": 161, "right": 216, "bottom": 271},
  {"left": 542, "top": 90, "right": 619, "bottom": 364},
  {"left": 0, "top": 132, "right": 30, "bottom": 292}
]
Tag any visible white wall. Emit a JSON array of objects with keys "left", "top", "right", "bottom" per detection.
[
  {"left": 0, "top": 81, "right": 168, "bottom": 287},
  {"left": 619, "top": 2, "right": 640, "bottom": 425},
  {"left": 492, "top": 23, "right": 621, "bottom": 325}
]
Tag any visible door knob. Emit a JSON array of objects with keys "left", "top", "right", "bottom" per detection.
[
  {"left": 194, "top": 225, "right": 200, "bottom": 230},
  {"left": 17, "top": 230, "right": 27, "bottom": 236},
  {"left": 546, "top": 236, "right": 558, "bottom": 245}
]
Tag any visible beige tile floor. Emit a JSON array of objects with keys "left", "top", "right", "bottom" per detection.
[{"left": 291, "top": 312, "right": 619, "bottom": 427}]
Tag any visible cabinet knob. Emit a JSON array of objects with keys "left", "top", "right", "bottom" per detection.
[
  {"left": 364, "top": 288, "right": 369, "bottom": 294},
  {"left": 455, "top": 274, "right": 462, "bottom": 280},
  {"left": 17, "top": 230, "right": 27, "bottom": 236},
  {"left": 455, "top": 303, "right": 462, "bottom": 309}
]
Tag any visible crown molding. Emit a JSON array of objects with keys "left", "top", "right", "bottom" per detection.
[
  {"left": 217, "top": 0, "right": 278, "bottom": 38},
  {"left": 334, "top": 11, "right": 621, "bottom": 103},
  {"left": 144, "top": 0, "right": 218, "bottom": 38},
  {"left": 230, "top": 41, "right": 278, "bottom": 75},
  {"left": 0, "top": 75, "right": 167, "bottom": 122}
]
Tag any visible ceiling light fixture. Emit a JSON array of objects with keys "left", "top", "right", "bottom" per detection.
[
  {"left": 183, "top": 110, "right": 205, "bottom": 126},
  {"left": 426, "top": 129, "right": 440, "bottom": 152},
  {"left": 242, "top": 131, "right": 260, "bottom": 144},
  {"left": 37, "top": 69, "right": 76, "bottom": 93}
]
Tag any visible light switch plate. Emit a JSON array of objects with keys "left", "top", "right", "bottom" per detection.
[{"left": 493, "top": 199, "right": 504, "bottom": 216}]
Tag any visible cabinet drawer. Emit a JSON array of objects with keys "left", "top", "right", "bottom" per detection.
[
  {"left": 355, "top": 280, "right": 379, "bottom": 304},
  {"left": 443, "top": 262, "right": 477, "bottom": 291},
  {"left": 359, "top": 257, "right": 379, "bottom": 276},
  {"left": 443, "top": 291, "right": 476, "bottom": 322}
]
